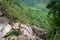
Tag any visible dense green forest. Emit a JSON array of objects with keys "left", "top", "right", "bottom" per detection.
[{"left": 1, "top": 0, "right": 60, "bottom": 40}]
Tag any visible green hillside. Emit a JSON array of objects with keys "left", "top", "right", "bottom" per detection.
[
  {"left": 1, "top": 0, "right": 60, "bottom": 40},
  {"left": 1, "top": 0, "right": 51, "bottom": 29}
]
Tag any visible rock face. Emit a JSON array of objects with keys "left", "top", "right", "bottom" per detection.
[
  {"left": 12, "top": 22, "right": 20, "bottom": 29},
  {"left": 1, "top": 24, "right": 12, "bottom": 37},
  {"left": 0, "top": 17, "right": 47, "bottom": 40},
  {"left": 20, "top": 24, "right": 33, "bottom": 37},
  {"left": 32, "top": 26, "right": 47, "bottom": 40},
  {"left": 0, "top": 17, "right": 12, "bottom": 37}
]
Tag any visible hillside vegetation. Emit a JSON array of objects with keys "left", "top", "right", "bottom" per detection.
[{"left": 1, "top": 0, "right": 60, "bottom": 40}]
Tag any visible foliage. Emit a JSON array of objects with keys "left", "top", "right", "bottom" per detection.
[
  {"left": 47, "top": 0, "right": 60, "bottom": 40},
  {"left": 7, "top": 30, "right": 20, "bottom": 36},
  {"left": 2, "top": 0, "right": 60, "bottom": 40},
  {"left": 1, "top": 0, "right": 29, "bottom": 24},
  {"left": 1, "top": 0, "right": 51, "bottom": 29}
]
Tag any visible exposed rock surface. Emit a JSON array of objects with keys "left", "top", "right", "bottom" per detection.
[
  {"left": 12, "top": 22, "right": 20, "bottom": 29},
  {"left": 0, "top": 17, "right": 47, "bottom": 40},
  {"left": 0, "top": 17, "right": 12, "bottom": 37},
  {"left": 32, "top": 26, "right": 47, "bottom": 40},
  {"left": 20, "top": 24, "right": 33, "bottom": 37}
]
